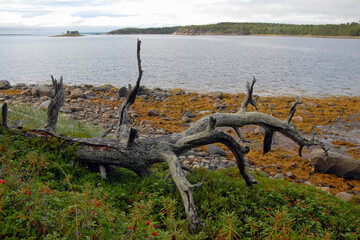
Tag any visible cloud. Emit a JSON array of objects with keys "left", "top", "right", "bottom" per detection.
[{"left": 0, "top": 0, "right": 359, "bottom": 31}]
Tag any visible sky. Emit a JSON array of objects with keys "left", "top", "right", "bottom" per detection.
[{"left": 0, "top": 0, "right": 359, "bottom": 33}]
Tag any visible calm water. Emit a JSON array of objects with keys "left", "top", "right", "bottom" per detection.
[{"left": 1, "top": 34, "right": 359, "bottom": 96}]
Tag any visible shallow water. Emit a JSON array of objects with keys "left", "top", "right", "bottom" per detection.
[{"left": 1, "top": 34, "right": 359, "bottom": 96}]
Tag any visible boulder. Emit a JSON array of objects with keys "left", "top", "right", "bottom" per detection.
[
  {"left": 38, "top": 100, "right": 51, "bottom": 110},
  {"left": 208, "top": 91, "right": 223, "bottom": 99},
  {"left": 206, "top": 144, "right": 227, "bottom": 156},
  {"left": 0, "top": 80, "right": 11, "bottom": 89},
  {"left": 335, "top": 192, "right": 353, "bottom": 202},
  {"left": 310, "top": 149, "right": 360, "bottom": 180},
  {"left": 147, "top": 109, "right": 159, "bottom": 117},
  {"left": 31, "top": 86, "right": 53, "bottom": 97},
  {"left": 118, "top": 87, "right": 128, "bottom": 98},
  {"left": 70, "top": 88, "right": 87, "bottom": 99},
  {"left": 84, "top": 90, "right": 97, "bottom": 98}
]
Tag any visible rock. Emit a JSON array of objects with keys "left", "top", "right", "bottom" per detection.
[
  {"left": 147, "top": 109, "right": 159, "bottom": 117},
  {"left": 140, "top": 120, "right": 154, "bottom": 126},
  {"left": 305, "top": 101, "right": 318, "bottom": 108},
  {"left": 286, "top": 172, "right": 295, "bottom": 179},
  {"left": 208, "top": 91, "right": 223, "bottom": 99},
  {"left": 118, "top": 87, "right": 128, "bottom": 98},
  {"left": 206, "top": 145, "right": 227, "bottom": 157},
  {"left": 181, "top": 116, "right": 191, "bottom": 123},
  {"left": 213, "top": 102, "right": 226, "bottom": 109},
  {"left": 20, "top": 89, "right": 32, "bottom": 96},
  {"left": 316, "top": 187, "right": 330, "bottom": 193},
  {"left": 0, "top": 80, "right": 11, "bottom": 89},
  {"left": 304, "top": 181, "right": 314, "bottom": 187},
  {"left": 255, "top": 126, "right": 265, "bottom": 135},
  {"left": 291, "top": 162, "right": 297, "bottom": 168},
  {"left": 310, "top": 149, "right": 360, "bottom": 180},
  {"left": 38, "top": 100, "right": 51, "bottom": 110},
  {"left": 184, "top": 112, "right": 196, "bottom": 118},
  {"left": 274, "top": 173, "right": 285, "bottom": 179},
  {"left": 70, "top": 88, "right": 87, "bottom": 99},
  {"left": 84, "top": 90, "right": 97, "bottom": 98},
  {"left": 292, "top": 116, "right": 303, "bottom": 123},
  {"left": 335, "top": 192, "right": 353, "bottom": 202}
]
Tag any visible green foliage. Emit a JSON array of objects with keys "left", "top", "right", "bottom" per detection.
[
  {"left": 3, "top": 105, "right": 103, "bottom": 138},
  {"left": 1, "top": 130, "right": 360, "bottom": 239},
  {"left": 108, "top": 26, "right": 181, "bottom": 35},
  {"left": 109, "top": 22, "right": 360, "bottom": 37}
]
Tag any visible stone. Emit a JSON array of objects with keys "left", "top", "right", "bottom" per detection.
[
  {"left": 182, "top": 116, "right": 191, "bottom": 123},
  {"left": 70, "top": 88, "right": 87, "bottom": 99},
  {"left": 310, "top": 149, "right": 360, "bottom": 180},
  {"left": 206, "top": 145, "right": 227, "bottom": 156},
  {"left": 20, "top": 89, "right": 32, "bottom": 96},
  {"left": 286, "top": 172, "right": 295, "bottom": 179},
  {"left": 291, "top": 162, "right": 297, "bottom": 168},
  {"left": 213, "top": 102, "right": 226, "bottom": 109},
  {"left": 0, "top": 80, "right": 11, "bottom": 89},
  {"left": 255, "top": 126, "right": 265, "bottom": 135},
  {"left": 304, "top": 181, "right": 314, "bottom": 187},
  {"left": 84, "top": 90, "right": 97, "bottom": 98},
  {"left": 316, "top": 187, "right": 330, "bottom": 193},
  {"left": 38, "top": 100, "right": 51, "bottom": 110},
  {"left": 291, "top": 116, "right": 303, "bottom": 123},
  {"left": 335, "top": 192, "right": 353, "bottom": 202},
  {"left": 274, "top": 173, "right": 285, "bottom": 179},
  {"left": 184, "top": 111, "right": 196, "bottom": 118},
  {"left": 208, "top": 91, "right": 223, "bottom": 99},
  {"left": 118, "top": 87, "right": 128, "bottom": 98},
  {"left": 140, "top": 119, "right": 154, "bottom": 126},
  {"left": 147, "top": 109, "right": 159, "bottom": 117}
]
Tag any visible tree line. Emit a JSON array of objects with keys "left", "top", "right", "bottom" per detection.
[{"left": 108, "top": 22, "right": 360, "bottom": 37}]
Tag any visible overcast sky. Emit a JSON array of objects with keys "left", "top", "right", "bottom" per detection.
[{"left": 0, "top": 0, "right": 359, "bottom": 33}]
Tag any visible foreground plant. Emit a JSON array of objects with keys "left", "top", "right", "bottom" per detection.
[{"left": 0, "top": 39, "right": 326, "bottom": 233}]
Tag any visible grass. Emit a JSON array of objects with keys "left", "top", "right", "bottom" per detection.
[
  {"left": 5, "top": 104, "right": 104, "bottom": 138},
  {"left": 1, "top": 129, "right": 360, "bottom": 239}
]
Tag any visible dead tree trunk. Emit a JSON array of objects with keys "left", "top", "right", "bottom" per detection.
[{"left": 2, "top": 39, "right": 326, "bottom": 233}]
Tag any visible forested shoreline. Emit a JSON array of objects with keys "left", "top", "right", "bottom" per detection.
[{"left": 109, "top": 22, "right": 360, "bottom": 37}]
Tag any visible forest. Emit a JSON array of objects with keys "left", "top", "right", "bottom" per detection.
[{"left": 109, "top": 22, "right": 360, "bottom": 37}]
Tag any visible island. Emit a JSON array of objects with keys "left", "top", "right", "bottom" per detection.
[{"left": 53, "top": 30, "right": 84, "bottom": 37}]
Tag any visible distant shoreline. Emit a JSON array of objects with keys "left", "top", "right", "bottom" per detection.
[{"left": 51, "top": 34, "right": 84, "bottom": 37}]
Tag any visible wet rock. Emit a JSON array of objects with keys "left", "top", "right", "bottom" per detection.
[
  {"left": 70, "top": 88, "right": 87, "bottom": 99},
  {"left": 310, "top": 149, "right": 360, "bottom": 180},
  {"left": 0, "top": 80, "right": 11, "bottom": 89},
  {"left": 147, "top": 109, "right": 159, "bottom": 117},
  {"left": 206, "top": 145, "right": 227, "bottom": 156},
  {"left": 335, "top": 192, "right": 353, "bottom": 202}
]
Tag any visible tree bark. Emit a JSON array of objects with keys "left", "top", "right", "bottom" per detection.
[{"left": 3, "top": 39, "right": 327, "bottom": 233}]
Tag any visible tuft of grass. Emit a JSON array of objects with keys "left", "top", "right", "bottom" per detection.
[
  {"left": 0, "top": 129, "right": 359, "bottom": 239},
  {"left": 4, "top": 104, "right": 103, "bottom": 138}
]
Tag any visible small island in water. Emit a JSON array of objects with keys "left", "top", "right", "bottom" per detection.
[{"left": 53, "top": 30, "right": 84, "bottom": 37}]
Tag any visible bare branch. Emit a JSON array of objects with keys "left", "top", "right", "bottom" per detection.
[
  {"left": 1, "top": 103, "right": 8, "bottom": 128},
  {"left": 239, "top": 77, "right": 258, "bottom": 113},
  {"left": 45, "top": 76, "right": 65, "bottom": 132},
  {"left": 233, "top": 127, "right": 251, "bottom": 143},
  {"left": 286, "top": 97, "right": 302, "bottom": 124}
]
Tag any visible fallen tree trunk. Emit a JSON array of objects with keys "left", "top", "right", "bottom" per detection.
[{"left": 1, "top": 39, "right": 327, "bottom": 233}]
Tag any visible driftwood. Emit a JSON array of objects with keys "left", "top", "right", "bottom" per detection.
[{"left": 1, "top": 39, "right": 327, "bottom": 233}]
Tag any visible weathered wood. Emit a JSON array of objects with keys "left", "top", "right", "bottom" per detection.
[
  {"left": 1, "top": 103, "right": 8, "bottom": 128},
  {"left": 6, "top": 40, "right": 327, "bottom": 233}
]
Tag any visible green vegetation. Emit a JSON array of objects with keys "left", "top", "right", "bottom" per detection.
[
  {"left": 109, "top": 22, "right": 360, "bottom": 37},
  {"left": 108, "top": 26, "right": 181, "bottom": 35},
  {"left": 1, "top": 106, "right": 360, "bottom": 239}
]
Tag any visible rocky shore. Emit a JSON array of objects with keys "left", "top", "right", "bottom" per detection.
[{"left": 0, "top": 80, "right": 359, "bottom": 202}]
